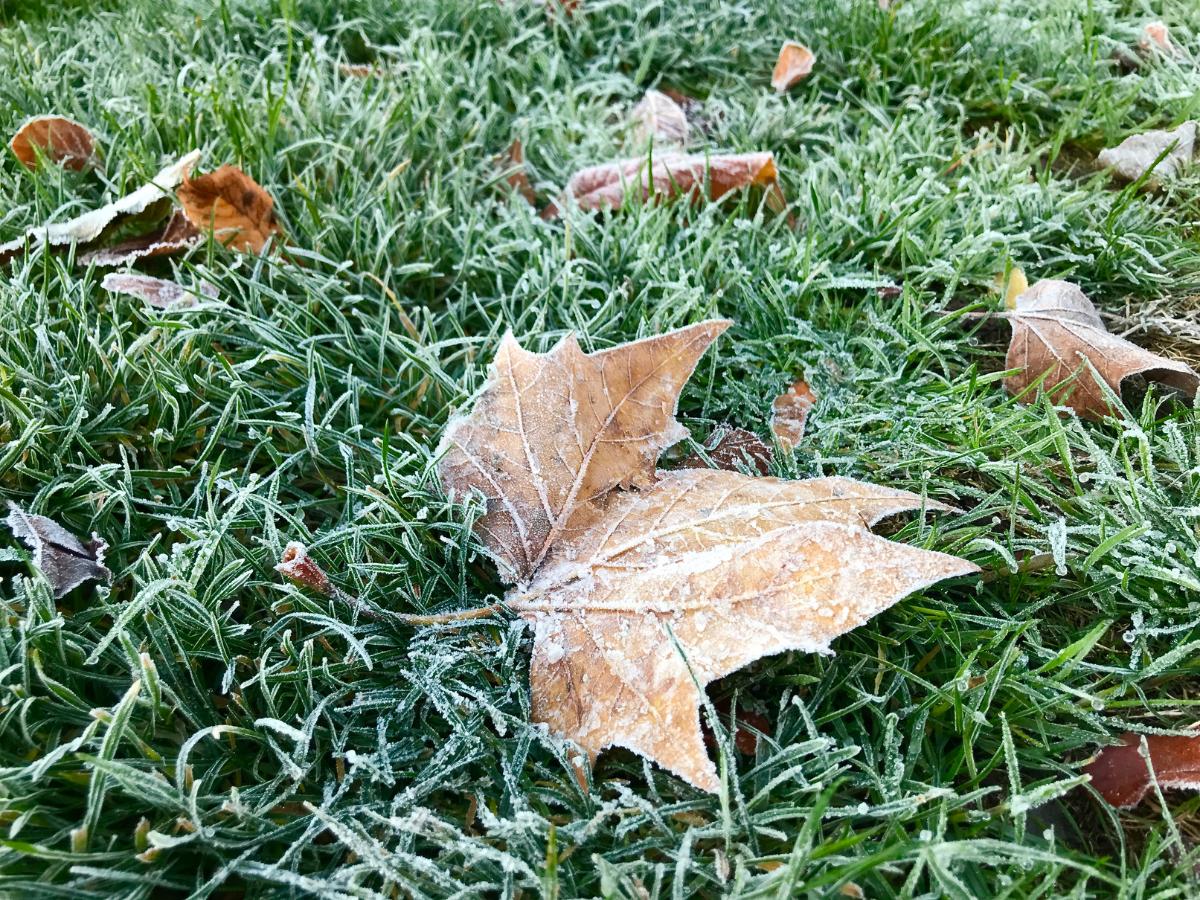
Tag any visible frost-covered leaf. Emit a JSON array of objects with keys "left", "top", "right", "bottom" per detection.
[
  {"left": 1085, "top": 732, "right": 1200, "bottom": 808},
  {"left": 276, "top": 542, "right": 334, "bottom": 596},
  {"left": 679, "top": 426, "right": 773, "bottom": 474},
  {"left": 772, "top": 41, "right": 815, "bottom": 92},
  {"left": 630, "top": 90, "right": 689, "bottom": 147},
  {"left": 1097, "top": 122, "right": 1195, "bottom": 182},
  {"left": 10, "top": 115, "right": 95, "bottom": 171},
  {"left": 545, "top": 152, "right": 779, "bottom": 218},
  {"left": 101, "top": 272, "right": 216, "bottom": 309},
  {"left": 509, "top": 469, "right": 976, "bottom": 791},
  {"left": 80, "top": 210, "right": 201, "bottom": 267},
  {"left": 0, "top": 149, "right": 199, "bottom": 263},
  {"left": 437, "top": 320, "right": 730, "bottom": 582},
  {"left": 771, "top": 380, "right": 816, "bottom": 449},
  {"left": 5, "top": 503, "right": 111, "bottom": 598},
  {"left": 178, "top": 164, "right": 281, "bottom": 253},
  {"left": 1004, "top": 279, "right": 1198, "bottom": 420}
]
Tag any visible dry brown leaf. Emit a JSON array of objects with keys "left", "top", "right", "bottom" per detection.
[
  {"left": 500, "top": 139, "right": 537, "bottom": 205},
  {"left": 771, "top": 380, "right": 816, "bottom": 449},
  {"left": 630, "top": 90, "right": 690, "bottom": 147},
  {"left": 1097, "top": 122, "right": 1195, "bottom": 182},
  {"left": 772, "top": 41, "right": 815, "bottom": 92},
  {"left": 80, "top": 210, "right": 201, "bottom": 267},
  {"left": 1004, "top": 279, "right": 1199, "bottom": 419},
  {"left": 1085, "top": 731, "right": 1200, "bottom": 808},
  {"left": 276, "top": 542, "right": 334, "bottom": 596},
  {"left": 10, "top": 115, "right": 96, "bottom": 171},
  {"left": 679, "top": 426, "right": 773, "bottom": 474},
  {"left": 0, "top": 150, "right": 199, "bottom": 264},
  {"left": 439, "top": 324, "right": 976, "bottom": 791},
  {"left": 339, "top": 63, "right": 383, "bottom": 77},
  {"left": 437, "top": 320, "right": 731, "bottom": 582},
  {"left": 545, "top": 152, "right": 779, "bottom": 218},
  {"left": 1138, "top": 21, "right": 1174, "bottom": 56},
  {"left": 101, "top": 272, "right": 216, "bottom": 309},
  {"left": 178, "top": 164, "right": 281, "bottom": 253},
  {"left": 5, "top": 503, "right": 110, "bottom": 599}
]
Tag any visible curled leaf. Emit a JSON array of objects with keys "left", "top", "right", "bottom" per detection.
[
  {"left": 546, "top": 151, "right": 779, "bottom": 218},
  {"left": 10, "top": 115, "right": 96, "bottom": 171},
  {"left": 5, "top": 503, "right": 111, "bottom": 598},
  {"left": 178, "top": 164, "right": 281, "bottom": 253},
  {"left": 101, "top": 272, "right": 216, "bottom": 309},
  {"left": 275, "top": 541, "right": 333, "bottom": 596},
  {"left": 772, "top": 41, "right": 815, "bottom": 92},
  {"left": 679, "top": 426, "right": 773, "bottom": 475},
  {"left": 1097, "top": 122, "right": 1195, "bottom": 182},
  {"left": 630, "top": 89, "right": 690, "bottom": 147},
  {"left": 771, "top": 380, "right": 817, "bottom": 449},
  {"left": 80, "top": 210, "right": 201, "bottom": 267},
  {"left": 1085, "top": 732, "right": 1200, "bottom": 808},
  {"left": 1004, "top": 279, "right": 1199, "bottom": 419}
]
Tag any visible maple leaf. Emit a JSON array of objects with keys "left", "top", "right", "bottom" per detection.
[
  {"left": 1004, "top": 279, "right": 1198, "bottom": 420},
  {"left": 5, "top": 503, "right": 111, "bottom": 599},
  {"left": 630, "top": 89, "right": 690, "bottom": 147},
  {"left": 177, "top": 164, "right": 281, "bottom": 253},
  {"left": 437, "top": 320, "right": 730, "bottom": 583},
  {"left": 439, "top": 324, "right": 977, "bottom": 791},
  {"left": 772, "top": 41, "right": 815, "bottom": 92},
  {"left": 1097, "top": 122, "right": 1195, "bottom": 183},
  {"left": 9, "top": 115, "right": 96, "bottom": 171},
  {"left": 1085, "top": 732, "right": 1200, "bottom": 808}
]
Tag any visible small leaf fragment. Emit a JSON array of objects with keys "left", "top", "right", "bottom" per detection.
[
  {"left": 5, "top": 503, "right": 111, "bottom": 599},
  {"left": 771, "top": 380, "right": 817, "bottom": 449},
  {"left": 10, "top": 115, "right": 96, "bottom": 171},
  {"left": 1004, "top": 279, "right": 1199, "bottom": 419},
  {"left": 499, "top": 139, "right": 537, "bottom": 205},
  {"left": 1097, "top": 121, "right": 1195, "bottom": 182},
  {"left": 630, "top": 89, "right": 690, "bottom": 147},
  {"left": 101, "top": 272, "right": 216, "bottom": 309},
  {"left": 178, "top": 164, "right": 281, "bottom": 253},
  {"left": 679, "top": 426, "right": 773, "bottom": 475},
  {"left": 80, "top": 210, "right": 201, "bottom": 267},
  {"left": 1138, "top": 21, "right": 1174, "bottom": 56},
  {"left": 275, "top": 542, "right": 333, "bottom": 596},
  {"left": 1085, "top": 732, "right": 1200, "bottom": 808},
  {"left": 772, "top": 41, "right": 815, "bottom": 92}
]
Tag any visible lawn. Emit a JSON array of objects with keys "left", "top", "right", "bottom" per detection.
[{"left": 3, "top": 0, "right": 1200, "bottom": 896}]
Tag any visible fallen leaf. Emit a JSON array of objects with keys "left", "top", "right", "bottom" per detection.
[
  {"left": 772, "top": 41, "right": 815, "bottom": 92},
  {"left": 702, "top": 700, "right": 771, "bottom": 754},
  {"left": 439, "top": 324, "right": 976, "bottom": 791},
  {"left": 5, "top": 503, "right": 111, "bottom": 598},
  {"left": 101, "top": 272, "right": 216, "bottom": 309},
  {"left": 499, "top": 139, "right": 537, "bottom": 205},
  {"left": 1004, "top": 279, "right": 1199, "bottom": 419},
  {"left": 177, "top": 164, "right": 281, "bottom": 253},
  {"left": 79, "top": 210, "right": 201, "bottom": 267},
  {"left": 630, "top": 90, "right": 690, "bottom": 147},
  {"left": 1097, "top": 121, "right": 1195, "bottom": 182},
  {"left": 771, "top": 380, "right": 817, "bottom": 449},
  {"left": 437, "top": 321, "right": 731, "bottom": 582},
  {"left": 679, "top": 426, "right": 773, "bottom": 475},
  {"left": 545, "top": 152, "right": 779, "bottom": 218},
  {"left": 0, "top": 149, "right": 200, "bottom": 264},
  {"left": 1085, "top": 732, "right": 1200, "bottom": 808},
  {"left": 996, "top": 266, "right": 1029, "bottom": 310},
  {"left": 339, "top": 63, "right": 382, "bottom": 77},
  {"left": 276, "top": 542, "right": 334, "bottom": 596},
  {"left": 1138, "top": 21, "right": 1174, "bottom": 56},
  {"left": 10, "top": 115, "right": 95, "bottom": 171}
]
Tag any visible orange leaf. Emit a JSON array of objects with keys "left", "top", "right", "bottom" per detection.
[
  {"left": 10, "top": 115, "right": 95, "bottom": 171},
  {"left": 771, "top": 380, "right": 817, "bottom": 449},
  {"left": 1085, "top": 732, "right": 1200, "bottom": 808},
  {"left": 177, "top": 165, "right": 281, "bottom": 253},
  {"left": 772, "top": 41, "right": 815, "bottom": 92}
]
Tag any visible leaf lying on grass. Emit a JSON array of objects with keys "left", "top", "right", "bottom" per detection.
[
  {"left": 1004, "top": 279, "right": 1198, "bottom": 420},
  {"left": 80, "top": 210, "right": 201, "bottom": 267},
  {"left": 679, "top": 426, "right": 773, "bottom": 474},
  {"left": 439, "top": 322, "right": 976, "bottom": 791},
  {"left": 630, "top": 89, "right": 689, "bottom": 147},
  {"left": 1085, "top": 732, "right": 1200, "bottom": 808},
  {"left": 0, "top": 149, "right": 199, "bottom": 264},
  {"left": 1138, "top": 21, "right": 1175, "bottom": 56},
  {"left": 101, "top": 272, "right": 216, "bottom": 309},
  {"left": 5, "top": 503, "right": 110, "bottom": 599},
  {"left": 498, "top": 139, "right": 537, "bottom": 205},
  {"left": 177, "top": 164, "right": 281, "bottom": 253},
  {"left": 772, "top": 41, "right": 815, "bottom": 92},
  {"left": 544, "top": 151, "right": 780, "bottom": 218},
  {"left": 9, "top": 115, "right": 96, "bottom": 171},
  {"left": 1097, "top": 122, "right": 1195, "bottom": 182},
  {"left": 771, "top": 379, "right": 817, "bottom": 449}
]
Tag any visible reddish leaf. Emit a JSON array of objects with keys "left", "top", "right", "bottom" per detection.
[
  {"left": 772, "top": 41, "right": 815, "bottom": 92},
  {"left": 276, "top": 542, "right": 333, "bottom": 596},
  {"left": 1085, "top": 732, "right": 1200, "bottom": 808},
  {"left": 10, "top": 115, "right": 95, "bottom": 171},
  {"left": 679, "top": 426, "right": 773, "bottom": 475},
  {"left": 178, "top": 164, "right": 281, "bottom": 253},
  {"left": 1138, "top": 21, "right": 1174, "bottom": 56},
  {"left": 499, "top": 139, "right": 537, "bottom": 205},
  {"left": 80, "top": 210, "right": 201, "bottom": 267}
]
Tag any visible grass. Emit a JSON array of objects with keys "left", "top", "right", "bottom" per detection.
[{"left": 3, "top": 0, "right": 1200, "bottom": 895}]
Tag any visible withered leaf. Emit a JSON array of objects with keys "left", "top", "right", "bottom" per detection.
[
  {"left": 1005, "top": 279, "right": 1198, "bottom": 419},
  {"left": 178, "top": 164, "right": 281, "bottom": 253},
  {"left": 1138, "top": 21, "right": 1174, "bottom": 56},
  {"left": 509, "top": 469, "right": 975, "bottom": 791},
  {"left": 546, "top": 152, "right": 779, "bottom": 218},
  {"left": 437, "top": 320, "right": 730, "bottom": 583},
  {"left": 630, "top": 90, "right": 690, "bottom": 147},
  {"left": 771, "top": 380, "right": 816, "bottom": 449},
  {"left": 10, "top": 115, "right": 96, "bottom": 171},
  {"left": 1085, "top": 732, "right": 1200, "bottom": 808},
  {"left": 772, "top": 41, "right": 815, "bottom": 92},
  {"left": 5, "top": 503, "right": 111, "bottom": 599},
  {"left": 0, "top": 150, "right": 200, "bottom": 264},
  {"left": 1097, "top": 122, "right": 1195, "bottom": 182},
  {"left": 679, "top": 426, "right": 773, "bottom": 475},
  {"left": 440, "top": 324, "right": 976, "bottom": 791},
  {"left": 101, "top": 272, "right": 216, "bottom": 309},
  {"left": 80, "top": 210, "right": 201, "bottom": 267},
  {"left": 276, "top": 541, "right": 334, "bottom": 596},
  {"left": 499, "top": 139, "right": 537, "bottom": 205}
]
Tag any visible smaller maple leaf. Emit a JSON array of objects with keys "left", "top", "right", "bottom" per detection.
[
  {"left": 1004, "top": 279, "right": 1198, "bottom": 420},
  {"left": 10, "top": 115, "right": 96, "bottom": 171},
  {"left": 178, "top": 164, "right": 281, "bottom": 253}
]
